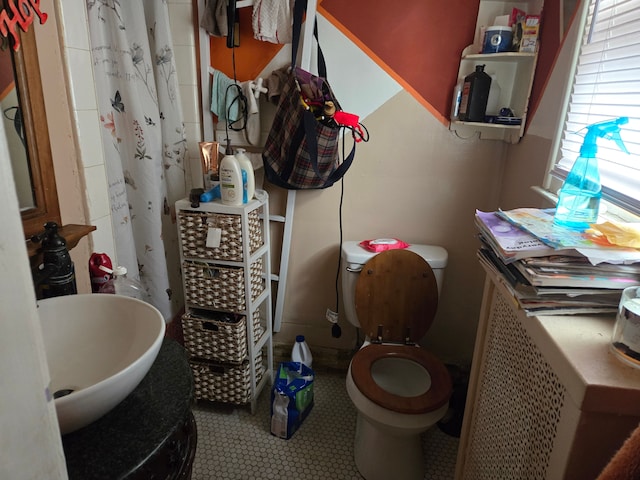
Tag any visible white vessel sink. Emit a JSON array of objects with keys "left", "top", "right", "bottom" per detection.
[{"left": 37, "top": 294, "right": 165, "bottom": 434}]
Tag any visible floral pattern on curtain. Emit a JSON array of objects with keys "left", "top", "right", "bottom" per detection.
[{"left": 87, "top": 0, "right": 187, "bottom": 321}]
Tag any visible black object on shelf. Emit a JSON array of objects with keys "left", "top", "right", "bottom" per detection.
[{"left": 459, "top": 65, "right": 492, "bottom": 123}]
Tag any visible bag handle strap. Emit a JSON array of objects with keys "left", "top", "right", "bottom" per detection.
[
  {"left": 289, "top": 0, "right": 356, "bottom": 187},
  {"left": 291, "top": 0, "right": 326, "bottom": 78},
  {"left": 300, "top": 111, "right": 357, "bottom": 183}
]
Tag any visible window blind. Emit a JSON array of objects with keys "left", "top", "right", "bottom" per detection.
[{"left": 551, "top": 0, "right": 640, "bottom": 214}]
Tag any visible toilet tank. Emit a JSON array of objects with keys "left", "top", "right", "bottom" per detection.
[{"left": 340, "top": 241, "right": 448, "bottom": 329}]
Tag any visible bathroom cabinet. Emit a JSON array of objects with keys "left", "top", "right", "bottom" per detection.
[
  {"left": 176, "top": 190, "right": 273, "bottom": 413},
  {"left": 455, "top": 264, "right": 640, "bottom": 479},
  {"left": 63, "top": 339, "right": 196, "bottom": 479},
  {"left": 450, "top": 0, "right": 544, "bottom": 143}
]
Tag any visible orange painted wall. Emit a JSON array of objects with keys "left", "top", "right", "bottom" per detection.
[
  {"left": 209, "top": 8, "right": 284, "bottom": 82},
  {"left": 207, "top": 0, "right": 569, "bottom": 126},
  {"left": 319, "top": 0, "right": 478, "bottom": 120}
]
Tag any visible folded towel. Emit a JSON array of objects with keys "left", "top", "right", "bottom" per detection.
[
  {"left": 598, "top": 422, "right": 640, "bottom": 479},
  {"left": 252, "top": 0, "right": 293, "bottom": 44},
  {"left": 210, "top": 69, "right": 240, "bottom": 123},
  {"left": 200, "top": 0, "right": 227, "bottom": 37}
]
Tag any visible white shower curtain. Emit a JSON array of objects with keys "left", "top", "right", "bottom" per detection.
[{"left": 87, "top": 0, "right": 187, "bottom": 321}]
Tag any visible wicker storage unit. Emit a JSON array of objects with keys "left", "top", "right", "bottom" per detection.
[
  {"left": 190, "top": 356, "right": 265, "bottom": 405},
  {"left": 182, "top": 310, "right": 264, "bottom": 364},
  {"left": 176, "top": 193, "right": 273, "bottom": 414},
  {"left": 182, "top": 258, "right": 264, "bottom": 311},
  {"left": 178, "top": 210, "right": 263, "bottom": 261}
]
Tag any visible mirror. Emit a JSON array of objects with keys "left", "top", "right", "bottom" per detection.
[{"left": 3, "top": 18, "right": 60, "bottom": 239}]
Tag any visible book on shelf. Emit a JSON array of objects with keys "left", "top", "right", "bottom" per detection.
[
  {"left": 520, "top": 255, "right": 640, "bottom": 275},
  {"left": 512, "top": 258, "right": 640, "bottom": 289},
  {"left": 475, "top": 208, "right": 640, "bottom": 315},
  {"left": 475, "top": 210, "right": 577, "bottom": 263},
  {"left": 495, "top": 208, "right": 640, "bottom": 265},
  {"left": 495, "top": 208, "right": 591, "bottom": 249},
  {"left": 478, "top": 248, "right": 622, "bottom": 316},
  {"left": 521, "top": 305, "right": 617, "bottom": 317},
  {"left": 477, "top": 247, "right": 534, "bottom": 294}
]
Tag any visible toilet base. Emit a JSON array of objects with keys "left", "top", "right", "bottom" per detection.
[{"left": 353, "top": 413, "right": 425, "bottom": 480}]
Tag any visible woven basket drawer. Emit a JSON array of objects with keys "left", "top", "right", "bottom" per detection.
[
  {"left": 191, "top": 357, "right": 264, "bottom": 404},
  {"left": 178, "top": 210, "right": 262, "bottom": 261},
  {"left": 182, "top": 310, "right": 246, "bottom": 363},
  {"left": 182, "top": 258, "right": 264, "bottom": 311},
  {"left": 182, "top": 309, "right": 265, "bottom": 364}
]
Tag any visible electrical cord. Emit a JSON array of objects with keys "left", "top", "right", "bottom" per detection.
[
  {"left": 331, "top": 125, "right": 369, "bottom": 339},
  {"left": 332, "top": 171, "right": 344, "bottom": 338},
  {"left": 223, "top": 37, "right": 248, "bottom": 147}
]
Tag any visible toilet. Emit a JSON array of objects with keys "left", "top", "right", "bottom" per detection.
[{"left": 341, "top": 241, "right": 452, "bottom": 480}]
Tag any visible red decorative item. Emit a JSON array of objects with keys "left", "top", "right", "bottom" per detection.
[
  {"left": 89, "top": 253, "right": 113, "bottom": 293},
  {"left": 0, "top": 0, "right": 48, "bottom": 51}
]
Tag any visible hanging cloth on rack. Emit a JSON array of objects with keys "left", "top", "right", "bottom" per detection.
[
  {"left": 200, "top": 0, "right": 228, "bottom": 37},
  {"left": 252, "top": 0, "right": 293, "bottom": 44},
  {"left": 264, "top": 65, "right": 289, "bottom": 103},
  {"left": 242, "top": 80, "right": 260, "bottom": 145},
  {"left": 210, "top": 68, "right": 241, "bottom": 123}
]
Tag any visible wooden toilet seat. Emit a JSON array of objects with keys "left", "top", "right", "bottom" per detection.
[
  {"left": 351, "top": 249, "right": 452, "bottom": 414},
  {"left": 354, "top": 249, "right": 438, "bottom": 343},
  {"left": 351, "top": 344, "right": 452, "bottom": 414}
]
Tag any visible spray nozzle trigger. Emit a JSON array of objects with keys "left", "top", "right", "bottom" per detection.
[
  {"left": 606, "top": 130, "right": 629, "bottom": 154},
  {"left": 580, "top": 116, "right": 630, "bottom": 156}
]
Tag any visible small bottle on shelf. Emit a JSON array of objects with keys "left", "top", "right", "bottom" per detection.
[{"left": 458, "top": 64, "right": 492, "bottom": 123}]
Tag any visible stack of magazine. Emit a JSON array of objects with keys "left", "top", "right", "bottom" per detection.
[{"left": 475, "top": 209, "right": 640, "bottom": 316}]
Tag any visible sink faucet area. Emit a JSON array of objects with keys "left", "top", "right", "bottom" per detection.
[{"left": 37, "top": 294, "right": 165, "bottom": 434}]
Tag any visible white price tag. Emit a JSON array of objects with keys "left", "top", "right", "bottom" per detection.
[{"left": 206, "top": 227, "right": 222, "bottom": 248}]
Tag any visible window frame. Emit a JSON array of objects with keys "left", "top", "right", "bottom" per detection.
[{"left": 542, "top": 0, "right": 640, "bottom": 222}]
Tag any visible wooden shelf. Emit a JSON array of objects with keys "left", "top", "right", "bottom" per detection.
[
  {"left": 27, "top": 224, "right": 96, "bottom": 259},
  {"left": 452, "top": 120, "right": 521, "bottom": 129},
  {"left": 462, "top": 52, "right": 537, "bottom": 61},
  {"left": 450, "top": 0, "right": 543, "bottom": 143}
]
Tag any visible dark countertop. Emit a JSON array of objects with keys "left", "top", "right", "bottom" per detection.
[{"left": 62, "top": 338, "right": 194, "bottom": 479}]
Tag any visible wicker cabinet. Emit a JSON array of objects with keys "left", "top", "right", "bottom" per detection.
[{"left": 176, "top": 190, "right": 273, "bottom": 413}]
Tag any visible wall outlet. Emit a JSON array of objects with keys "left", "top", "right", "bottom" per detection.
[{"left": 326, "top": 308, "right": 338, "bottom": 323}]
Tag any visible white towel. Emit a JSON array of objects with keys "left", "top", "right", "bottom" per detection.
[
  {"left": 242, "top": 80, "right": 260, "bottom": 145},
  {"left": 252, "top": 0, "right": 293, "bottom": 44}
]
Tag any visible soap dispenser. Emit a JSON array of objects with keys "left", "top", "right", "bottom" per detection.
[
  {"left": 219, "top": 140, "right": 243, "bottom": 206},
  {"left": 32, "top": 222, "right": 77, "bottom": 299}
]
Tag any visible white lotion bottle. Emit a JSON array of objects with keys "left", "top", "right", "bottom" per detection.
[
  {"left": 219, "top": 145, "right": 243, "bottom": 206},
  {"left": 235, "top": 147, "right": 255, "bottom": 202}
]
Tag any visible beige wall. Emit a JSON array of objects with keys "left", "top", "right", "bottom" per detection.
[{"left": 271, "top": 90, "right": 507, "bottom": 364}]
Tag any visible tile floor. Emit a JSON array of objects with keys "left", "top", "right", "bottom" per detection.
[{"left": 191, "top": 369, "right": 459, "bottom": 480}]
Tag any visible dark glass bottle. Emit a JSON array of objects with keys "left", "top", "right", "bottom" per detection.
[
  {"left": 458, "top": 65, "right": 492, "bottom": 122},
  {"left": 33, "top": 222, "right": 77, "bottom": 299}
]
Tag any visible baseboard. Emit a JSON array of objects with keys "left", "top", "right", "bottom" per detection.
[{"left": 273, "top": 343, "right": 354, "bottom": 372}]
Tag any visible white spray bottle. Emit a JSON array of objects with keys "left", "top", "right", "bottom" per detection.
[
  {"left": 235, "top": 147, "right": 255, "bottom": 202},
  {"left": 219, "top": 140, "right": 243, "bottom": 206}
]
